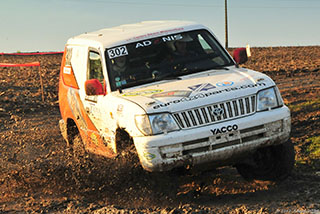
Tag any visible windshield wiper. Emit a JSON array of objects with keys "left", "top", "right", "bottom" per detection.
[
  {"left": 176, "top": 65, "right": 228, "bottom": 75},
  {"left": 211, "top": 65, "right": 230, "bottom": 70},
  {"left": 216, "top": 62, "right": 235, "bottom": 69},
  {"left": 155, "top": 72, "right": 182, "bottom": 81}
]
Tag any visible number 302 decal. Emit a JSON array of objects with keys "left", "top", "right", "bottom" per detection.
[{"left": 107, "top": 46, "right": 128, "bottom": 59}]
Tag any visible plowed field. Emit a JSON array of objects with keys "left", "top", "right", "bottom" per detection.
[{"left": 0, "top": 47, "right": 319, "bottom": 213}]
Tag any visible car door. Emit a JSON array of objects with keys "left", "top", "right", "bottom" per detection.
[
  {"left": 84, "top": 49, "right": 107, "bottom": 123},
  {"left": 82, "top": 50, "right": 109, "bottom": 152}
]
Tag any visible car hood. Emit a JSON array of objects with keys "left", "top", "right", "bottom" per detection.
[{"left": 116, "top": 67, "right": 275, "bottom": 113}]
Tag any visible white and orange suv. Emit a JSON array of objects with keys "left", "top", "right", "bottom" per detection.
[{"left": 59, "top": 21, "right": 294, "bottom": 181}]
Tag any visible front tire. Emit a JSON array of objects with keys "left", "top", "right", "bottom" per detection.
[{"left": 235, "top": 140, "right": 295, "bottom": 182}]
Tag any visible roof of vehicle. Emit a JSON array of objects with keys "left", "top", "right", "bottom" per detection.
[{"left": 67, "top": 20, "right": 209, "bottom": 48}]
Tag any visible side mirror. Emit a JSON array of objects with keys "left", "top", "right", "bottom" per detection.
[
  {"left": 233, "top": 48, "right": 248, "bottom": 64},
  {"left": 85, "top": 79, "right": 105, "bottom": 95}
]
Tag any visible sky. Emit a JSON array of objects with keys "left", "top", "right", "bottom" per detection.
[{"left": 1, "top": 0, "right": 319, "bottom": 52}]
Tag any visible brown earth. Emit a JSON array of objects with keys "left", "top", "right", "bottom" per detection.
[{"left": 0, "top": 46, "right": 319, "bottom": 213}]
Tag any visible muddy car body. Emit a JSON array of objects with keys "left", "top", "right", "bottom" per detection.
[{"left": 59, "top": 21, "right": 294, "bottom": 181}]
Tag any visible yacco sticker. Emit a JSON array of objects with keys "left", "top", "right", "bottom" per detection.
[
  {"left": 210, "top": 124, "right": 238, "bottom": 135},
  {"left": 122, "top": 89, "right": 163, "bottom": 97},
  {"left": 151, "top": 90, "right": 191, "bottom": 98},
  {"left": 216, "top": 81, "right": 234, "bottom": 87},
  {"left": 153, "top": 82, "right": 267, "bottom": 109},
  {"left": 188, "top": 83, "right": 216, "bottom": 92},
  {"left": 143, "top": 152, "right": 156, "bottom": 161},
  {"left": 107, "top": 46, "right": 128, "bottom": 59}
]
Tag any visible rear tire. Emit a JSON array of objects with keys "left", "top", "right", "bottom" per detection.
[
  {"left": 69, "top": 134, "right": 87, "bottom": 163},
  {"left": 235, "top": 140, "right": 295, "bottom": 182},
  {"left": 67, "top": 134, "right": 92, "bottom": 187}
]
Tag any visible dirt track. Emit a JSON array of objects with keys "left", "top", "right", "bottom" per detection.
[{"left": 0, "top": 47, "right": 320, "bottom": 213}]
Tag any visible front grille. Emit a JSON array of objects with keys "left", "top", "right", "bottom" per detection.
[{"left": 173, "top": 95, "right": 256, "bottom": 129}]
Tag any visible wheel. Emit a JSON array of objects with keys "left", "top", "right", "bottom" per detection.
[
  {"left": 235, "top": 140, "right": 295, "bottom": 182},
  {"left": 69, "top": 134, "right": 87, "bottom": 163},
  {"left": 67, "top": 134, "right": 91, "bottom": 187}
]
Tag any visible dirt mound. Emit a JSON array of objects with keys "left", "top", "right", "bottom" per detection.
[{"left": 0, "top": 47, "right": 320, "bottom": 213}]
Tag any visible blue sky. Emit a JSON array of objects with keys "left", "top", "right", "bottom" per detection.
[{"left": 1, "top": 0, "right": 319, "bottom": 52}]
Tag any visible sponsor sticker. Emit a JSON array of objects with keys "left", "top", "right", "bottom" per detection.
[
  {"left": 115, "top": 78, "right": 127, "bottom": 87},
  {"left": 210, "top": 124, "right": 238, "bottom": 135},
  {"left": 216, "top": 81, "right": 234, "bottom": 87},
  {"left": 63, "top": 66, "right": 71, "bottom": 74},
  {"left": 143, "top": 152, "right": 156, "bottom": 161},
  {"left": 188, "top": 83, "right": 216, "bottom": 92},
  {"left": 151, "top": 90, "right": 191, "bottom": 98},
  {"left": 107, "top": 46, "right": 128, "bottom": 59},
  {"left": 122, "top": 89, "right": 163, "bottom": 97},
  {"left": 136, "top": 40, "right": 152, "bottom": 48},
  {"left": 91, "top": 133, "right": 99, "bottom": 146},
  {"left": 135, "top": 34, "right": 183, "bottom": 48},
  {"left": 153, "top": 82, "right": 266, "bottom": 109},
  {"left": 85, "top": 95, "right": 98, "bottom": 103},
  {"left": 162, "top": 34, "right": 183, "bottom": 42},
  {"left": 126, "top": 28, "right": 184, "bottom": 42}
]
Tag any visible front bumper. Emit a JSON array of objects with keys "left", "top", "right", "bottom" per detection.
[{"left": 133, "top": 106, "right": 291, "bottom": 172}]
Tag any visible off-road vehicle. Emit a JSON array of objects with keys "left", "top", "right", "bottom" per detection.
[{"left": 59, "top": 21, "right": 294, "bottom": 181}]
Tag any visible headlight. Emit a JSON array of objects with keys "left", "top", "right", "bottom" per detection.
[
  {"left": 135, "top": 114, "right": 152, "bottom": 135},
  {"left": 135, "top": 113, "right": 180, "bottom": 135},
  {"left": 274, "top": 86, "right": 284, "bottom": 106},
  {"left": 257, "top": 87, "right": 281, "bottom": 111}
]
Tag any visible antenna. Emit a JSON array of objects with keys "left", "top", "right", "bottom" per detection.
[{"left": 225, "top": 0, "right": 229, "bottom": 49}]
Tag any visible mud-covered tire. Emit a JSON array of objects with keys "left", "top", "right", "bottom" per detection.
[
  {"left": 235, "top": 140, "right": 295, "bottom": 182},
  {"left": 68, "top": 134, "right": 87, "bottom": 163},
  {"left": 67, "top": 134, "right": 92, "bottom": 186}
]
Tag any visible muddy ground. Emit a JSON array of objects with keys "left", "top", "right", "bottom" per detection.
[{"left": 0, "top": 47, "right": 319, "bottom": 213}]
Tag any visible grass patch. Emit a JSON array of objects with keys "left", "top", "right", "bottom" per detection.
[
  {"left": 307, "top": 136, "right": 320, "bottom": 159},
  {"left": 295, "top": 136, "right": 320, "bottom": 170},
  {"left": 288, "top": 98, "right": 320, "bottom": 112}
]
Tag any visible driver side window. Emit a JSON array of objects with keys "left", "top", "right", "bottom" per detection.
[
  {"left": 88, "top": 51, "right": 104, "bottom": 85},
  {"left": 86, "top": 51, "right": 105, "bottom": 95}
]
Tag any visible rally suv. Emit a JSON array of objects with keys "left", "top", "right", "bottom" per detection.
[{"left": 59, "top": 20, "right": 294, "bottom": 181}]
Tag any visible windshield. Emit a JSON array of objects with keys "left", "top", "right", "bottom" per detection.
[{"left": 105, "top": 29, "right": 234, "bottom": 91}]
